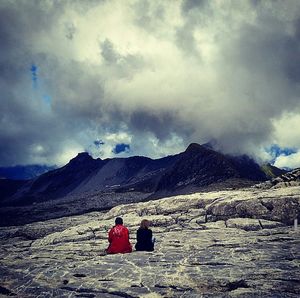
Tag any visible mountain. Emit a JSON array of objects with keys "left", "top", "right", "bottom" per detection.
[
  {"left": 0, "top": 164, "right": 56, "bottom": 180},
  {"left": 260, "top": 163, "right": 287, "bottom": 178},
  {"left": 0, "top": 179, "right": 28, "bottom": 202},
  {"left": 1, "top": 152, "right": 178, "bottom": 206},
  {"left": 1, "top": 143, "right": 282, "bottom": 207},
  {"left": 155, "top": 143, "right": 268, "bottom": 193}
]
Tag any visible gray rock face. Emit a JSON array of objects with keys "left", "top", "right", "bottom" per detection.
[
  {"left": 255, "top": 168, "right": 300, "bottom": 189},
  {"left": 0, "top": 187, "right": 300, "bottom": 297}
]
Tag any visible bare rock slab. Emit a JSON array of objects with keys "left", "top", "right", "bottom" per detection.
[{"left": 0, "top": 187, "right": 300, "bottom": 297}]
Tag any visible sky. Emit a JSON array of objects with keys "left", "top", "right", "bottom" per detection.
[{"left": 1, "top": 0, "right": 300, "bottom": 168}]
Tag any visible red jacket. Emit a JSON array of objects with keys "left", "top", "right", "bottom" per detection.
[{"left": 106, "top": 224, "right": 132, "bottom": 254}]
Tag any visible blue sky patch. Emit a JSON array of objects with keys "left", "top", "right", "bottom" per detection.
[
  {"left": 267, "top": 144, "right": 297, "bottom": 163},
  {"left": 113, "top": 143, "right": 130, "bottom": 154},
  {"left": 30, "top": 64, "right": 38, "bottom": 88},
  {"left": 268, "top": 144, "right": 296, "bottom": 157},
  {"left": 42, "top": 95, "right": 52, "bottom": 105}
]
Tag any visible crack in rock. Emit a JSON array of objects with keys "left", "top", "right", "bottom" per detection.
[{"left": 223, "top": 280, "right": 250, "bottom": 291}]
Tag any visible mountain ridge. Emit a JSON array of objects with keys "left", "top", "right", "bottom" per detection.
[
  {"left": 0, "top": 143, "right": 284, "bottom": 207},
  {"left": 0, "top": 164, "right": 56, "bottom": 180}
]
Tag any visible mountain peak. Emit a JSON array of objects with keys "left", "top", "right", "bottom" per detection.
[
  {"left": 70, "top": 152, "right": 94, "bottom": 164},
  {"left": 185, "top": 143, "right": 206, "bottom": 153},
  {"left": 202, "top": 140, "right": 217, "bottom": 149}
]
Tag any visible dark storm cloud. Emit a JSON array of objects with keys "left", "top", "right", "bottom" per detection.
[
  {"left": 1, "top": 0, "right": 300, "bottom": 167},
  {"left": 176, "top": 0, "right": 211, "bottom": 57},
  {"left": 100, "top": 38, "right": 145, "bottom": 78},
  {"left": 224, "top": 10, "right": 300, "bottom": 115},
  {"left": 233, "top": 17, "right": 300, "bottom": 85},
  {"left": 100, "top": 39, "right": 120, "bottom": 63},
  {"left": 128, "top": 109, "right": 194, "bottom": 141},
  {"left": 181, "top": 0, "right": 208, "bottom": 14},
  {"left": 175, "top": 23, "right": 199, "bottom": 57},
  {"left": 286, "top": 18, "right": 300, "bottom": 83},
  {"left": 133, "top": 0, "right": 165, "bottom": 32},
  {"left": 0, "top": 1, "right": 97, "bottom": 165}
]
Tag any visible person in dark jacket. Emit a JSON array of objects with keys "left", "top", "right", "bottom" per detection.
[
  {"left": 135, "top": 219, "right": 154, "bottom": 251},
  {"left": 106, "top": 217, "right": 132, "bottom": 254}
]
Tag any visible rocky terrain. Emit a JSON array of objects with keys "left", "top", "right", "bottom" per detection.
[
  {"left": 0, "top": 186, "right": 299, "bottom": 297},
  {"left": 255, "top": 168, "right": 300, "bottom": 189},
  {"left": 0, "top": 191, "right": 151, "bottom": 227},
  {"left": 1, "top": 143, "right": 286, "bottom": 229}
]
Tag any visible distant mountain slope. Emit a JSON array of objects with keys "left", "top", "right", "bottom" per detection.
[
  {"left": 155, "top": 143, "right": 268, "bottom": 192},
  {"left": 5, "top": 153, "right": 105, "bottom": 205},
  {"left": 0, "top": 165, "right": 56, "bottom": 180},
  {"left": 2, "top": 153, "right": 179, "bottom": 206},
  {"left": 1, "top": 143, "right": 284, "bottom": 206},
  {"left": 0, "top": 179, "right": 27, "bottom": 202},
  {"left": 75, "top": 155, "right": 178, "bottom": 194},
  {"left": 260, "top": 163, "right": 287, "bottom": 179}
]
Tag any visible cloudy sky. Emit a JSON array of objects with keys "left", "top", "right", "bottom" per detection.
[{"left": 1, "top": 0, "right": 300, "bottom": 168}]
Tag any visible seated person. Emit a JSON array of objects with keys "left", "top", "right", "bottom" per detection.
[
  {"left": 106, "top": 217, "right": 132, "bottom": 254},
  {"left": 135, "top": 219, "right": 155, "bottom": 252}
]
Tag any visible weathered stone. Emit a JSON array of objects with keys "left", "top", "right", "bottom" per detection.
[
  {"left": 256, "top": 168, "right": 300, "bottom": 189},
  {"left": 235, "top": 199, "right": 270, "bottom": 218},
  {"left": 194, "top": 216, "right": 206, "bottom": 224},
  {"left": 226, "top": 218, "right": 262, "bottom": 231},
  {"left": 260, "top": 196, "right": 300, "bottom": 224},
  {"left": 202, "top": 220, "right": 227, "bottom": 229},
  {"left": 1, "top": 187, "right": 300, "bottom": 297}
]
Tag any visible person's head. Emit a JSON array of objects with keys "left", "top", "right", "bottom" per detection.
[
  {"left": 115, "top": 217, "right": 123, "bottom": 225},
  {"left": 140, "top": 219, "right": 151, "bottom": 229}
]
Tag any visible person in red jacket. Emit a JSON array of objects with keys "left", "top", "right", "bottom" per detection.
[{"left": 106, "top": 217, "right": 132, "bottom": 254}]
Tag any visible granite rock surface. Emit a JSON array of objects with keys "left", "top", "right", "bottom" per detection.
[{"left": 0, "top": 187, "right": 299, "bottom": 297}]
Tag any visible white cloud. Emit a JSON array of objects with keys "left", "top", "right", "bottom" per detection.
[
  {"left": 55, "top": 147, "right": 84, "bottom": 166},
  {"left": 1, "top": 0, "right": 300, "bottom": 166},
  {"left": 272, "top": 112, "right": 300, "bottom": 148},
  {"left": 274, "top": 151, "right": 300, "bottom": 169}
]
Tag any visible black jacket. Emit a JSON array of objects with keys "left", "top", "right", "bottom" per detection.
[{"left": 135, "top": 228, "right": 154, "bottom": 251}]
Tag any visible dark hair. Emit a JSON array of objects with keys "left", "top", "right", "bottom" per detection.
[
  {"left": 140, "top": 219, "right": 150, "bottom": 229},
  {"left": 115, "top": 217, "right": 123, "bottom": 225}
]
